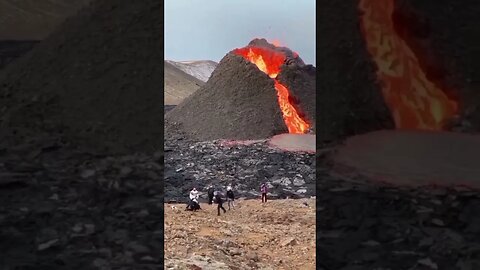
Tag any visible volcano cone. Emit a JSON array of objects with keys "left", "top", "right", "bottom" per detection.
[
  {"left": 166, "top": 54, "right": 287, "bottom": 141},
  {"left": 0, "top": 0, "right": 163, "bottom": 154},
  {"left": 165, "top": 39, "right": 316, "bottom": 141}
]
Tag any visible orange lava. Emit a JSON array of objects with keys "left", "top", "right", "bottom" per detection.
[
  {"left": 233, "top": 46, "right": 310, "bottom": 133},
  {"left": 359, "top": 0, "right": 457, "bottom": 130}
]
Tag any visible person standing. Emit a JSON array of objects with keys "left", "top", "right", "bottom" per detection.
[
  {"left": 207, "top": 184, "right": 214, "bottom": 205},
  {"left": 226, "top": 185, "right": 235, "bottom": 210},
  {"left": 260, "top": 183, "right": 268, "bottom": 203},
  {"left": 214, "top": 191, "right": 226, "bottom": 216}
]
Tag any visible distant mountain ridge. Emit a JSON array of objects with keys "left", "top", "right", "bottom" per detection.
[
  {"left": 165, "top": 60, "right": 217, "bottom": 82},
  {"left": 164, "top": 60, "right": 206, "bottom": 105}
]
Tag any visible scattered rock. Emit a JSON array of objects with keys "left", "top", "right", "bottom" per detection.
[
  {"left": 293, "top": 177, "right": 306, "bottom": 186},
  {"left": 120, "top": 166, "right": 133, "bottom": 177},
  {"left": 228, "top": 248, "right": 242, "bottom": 256},
  {"left": 80, "top": 169, "right": 96, "bottom": 179},
  {"left": 127, "top": 241, "right": 150, "bottom": 254},
  {"left": 247, "top": 252, "right": 260, "bottom": 262},
  {"left": 84, "top": 224, "right": 96, "bottom": 235},
  {"left": 418, "top": 258, "right": 438, "bottom": 269},
  {"left": 72, "top": 223, "right": 83, "bottom": 233},
  {"left": 431, "top": 218, "right": 445, "bottom": 226},
  {"left": 280, "top": 237, "right": 297, "bottom": 247},
  {"left": 37, "top": 239, "right": 59, "bottom": 251},
  {"left": 92, "top": 258, "right": 109, "bottom": 268}
]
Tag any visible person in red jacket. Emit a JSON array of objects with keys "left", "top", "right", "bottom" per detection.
[{"left": 260, "top": 183, "right": 268, "bottom": 203}]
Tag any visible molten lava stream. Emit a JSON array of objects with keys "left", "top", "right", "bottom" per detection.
[
  {"left": 359, "top": 0, "right": 457, "bottom": 130},
  {"left": 233, "top": 46, "right": 309, "bottom": 134}
]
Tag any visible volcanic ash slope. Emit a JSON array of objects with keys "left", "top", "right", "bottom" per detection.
[
  {"left": 165, "top": 54, "right": 288, "bottom": 141},
  {"left": 0, "top": 0, "right": 163, "bottom": 154}
]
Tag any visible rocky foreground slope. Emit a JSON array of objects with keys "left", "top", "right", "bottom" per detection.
[
  {"left": 164, "top": 198, "right": 316, "bottom": 269},
  {"left": 0, "top": 144, "right": 163, "bottom": 269}
]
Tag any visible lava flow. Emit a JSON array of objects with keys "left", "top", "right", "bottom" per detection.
[
  {"left": 359, "top": 0, "right": 457, "bottom": 130},
  {"left": 233, "top": 45, "right": 310, "bottom": 133}
]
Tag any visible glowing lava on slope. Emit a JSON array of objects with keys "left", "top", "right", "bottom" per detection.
[
  {"left": 233, "top": 45, "right": 310, "bottom": 134},
  {"left": 359, "top": 0, "right": 457, "bottom": 130}
]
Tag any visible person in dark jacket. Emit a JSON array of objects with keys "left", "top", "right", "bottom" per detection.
[
  {"left": 185, "top": 198, "right": 201, "bottom": 211},
  {"left": 207, "top": 184, "right": 214, "bottom": 205},
  {"left": 226, "top": 185, "right": 235, "bottom": 210},
  {"left": 214, "top": 191, "right": 226, "bottom": 216},
  {"left": 260, "top": 183, "right": 268, "bottom": 203}
]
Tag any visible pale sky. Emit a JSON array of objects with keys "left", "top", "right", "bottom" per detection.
[{"left": 165, "top": 0, "right": 316, "bottom": 65}]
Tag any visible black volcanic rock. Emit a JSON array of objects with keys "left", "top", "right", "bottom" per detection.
[
  {"left": 247, "top": 38, "right": 306, "bottom": 66},
  {"left": 164, "top": 138, "right": 315, "bottom": 202}
]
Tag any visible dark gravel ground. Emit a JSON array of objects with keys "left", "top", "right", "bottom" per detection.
[
  {"left": 0, "top": 142, "right": 163, "bottom": 269},
  {"left": 317, "top": 146, "right": 480, "bottom": 270}
]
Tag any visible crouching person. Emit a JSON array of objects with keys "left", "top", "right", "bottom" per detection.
[{"left": 186, "top": 187, "right": 201, "bottom": 211}]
